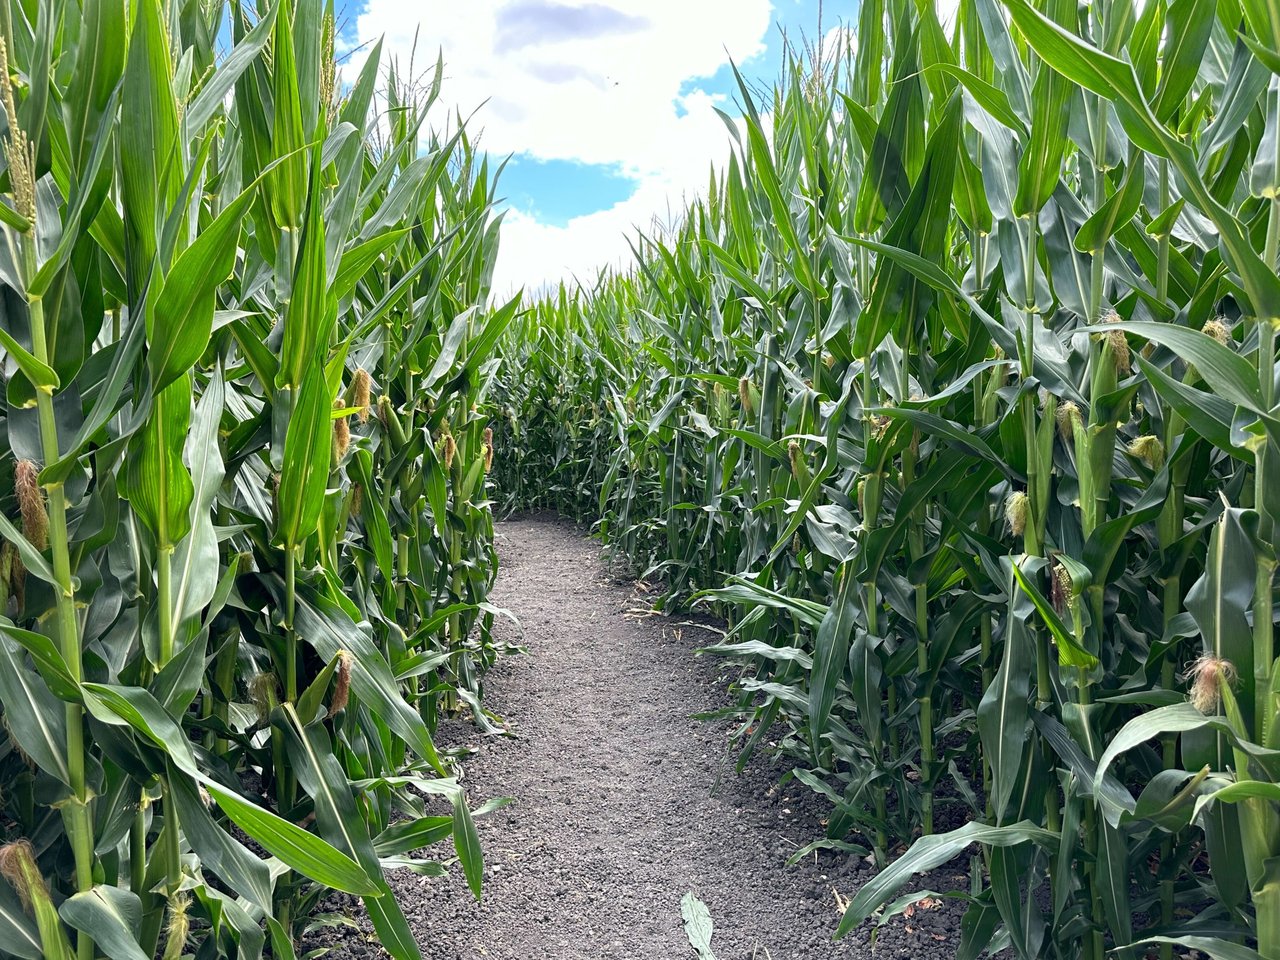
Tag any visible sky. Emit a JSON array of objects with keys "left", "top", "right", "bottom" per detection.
[{"left": 334, "top": 1, "right": 834, "bottom": 295}]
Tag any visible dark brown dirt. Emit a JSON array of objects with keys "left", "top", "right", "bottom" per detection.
[{"left": 309, "top": 515, "right": 970, "bottom": 959}]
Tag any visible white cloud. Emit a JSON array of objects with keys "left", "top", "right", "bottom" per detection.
[
  {"left": 341, "top": 0, "right": 775, "bottom": 293},
  {"left": 494, "top": 89, "right": 757, "bottom": 293}
]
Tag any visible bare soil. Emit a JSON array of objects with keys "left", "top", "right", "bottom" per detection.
[{"left": 309, "top": 515, "right": 969, "bottom": 959}]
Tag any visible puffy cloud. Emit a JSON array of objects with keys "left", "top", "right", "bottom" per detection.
[
  {"left": 493, "top": 2, "right": 649, "bottom": 53},
  {"left": 340, "top": 0, "right": 776, "bottom": 292}
]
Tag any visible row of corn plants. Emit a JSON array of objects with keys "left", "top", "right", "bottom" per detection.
[
  {"left": 0, "top": 2, "right": 519, "bottom": 958},
  {"left": 494, "top": 0, "right": 1280, "bottom": 955}
]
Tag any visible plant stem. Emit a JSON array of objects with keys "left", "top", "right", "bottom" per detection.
[
  {"left": 1018, "top": 213, "right": 1061, "bottom": 841},
  {"left": 1156, "top": 161, "right": 1170, "bottom": 305},
  {"left": 158, "top": 545, "right": 175, "bottom": 666},
  {"left": 1089, "top": 91, "right": 1109, "bottom": 324},
  {"left": 285, "top": 547, "right": 298, "bottom": 702},
  {"left": 25, "top": 246, "right": 96, "bottom": 960},
  {"left": 1254, "top": 322, "right": 1275, "bottom": 745},
  {"left": 860, "top": 353, "right": 889, "bottom": 862},
  {"left": 280, "top": 546, "right": 299, "bottom": 813},
  {"left": 1256, "top": 161, "right": 1279, "bottom": 747},
  {"left": 903, "top": 431, "right": 933, "bottom": 835}
]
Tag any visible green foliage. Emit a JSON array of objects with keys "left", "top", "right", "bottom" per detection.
[
  {"left": 494, "top": 4, "right": 1280, "bottom": 958},
  {"left": 0, "top": 2, "right": 514, "bottom": 958}
]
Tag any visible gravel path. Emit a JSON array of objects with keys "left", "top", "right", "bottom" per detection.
[{"left": 312, "top": 515, "right": 969, "bottom": 959}]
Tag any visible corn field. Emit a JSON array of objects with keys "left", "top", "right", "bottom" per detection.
[
  {"left": 0, "top": 1, "right": 519, "bottom": 959},
  {"left": 493, "top": 0, "right": 1280, "bottom": 957}
]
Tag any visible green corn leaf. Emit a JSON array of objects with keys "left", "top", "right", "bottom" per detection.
[
  {"left": 350, "top": 447, "right": 394, "bottom": 590},
  {"left": 1152, "top": 0, "right": 1215, "bottom": 121},
  {"left": 848, "top": 628, "right": 884, "bottom": 753},
  {"left": 275, "top": 704, "right": 421, "bottom": 959},
  {"left": 63, "top": 0, "right": 126, "bottom": 178},
  {"left": 275, "top": 365, "right": 331, "bottom": 550},
  {"left": 974, "top": 0, "right": 1032, "bottom": 116},
  {"left": 274, "top": 703, "right": 377, "bottom": 874},
  {"left": 700, "top": 578, "right": 829, "bottom": 626},
  {"left": 741, "top": 108, "right": 819, "bottom": 300},
  {"left": 122, "top": 373, "right": 194, "bottom": 548},
  {"left": 1134, "top": 354, "right": 1243, "bottom": 459},
  {"left": 332, "top": 227, "right": 412, "bottom": 302},
  {"left": 1242, "top": 35, "right": 1280, "bottom": 75},
  {"left": 267, "top": 6, "right": 307, "bottom": 230},
  {"left": 852, "top": 0, "right": 886, "bottom": 104},
  {"left": 171, "top": 369, "right": 225, "bottom": 629},
  {"left": 1128, "top": 0, "right": 1165, "bottom": 96},
  {"left": 1205, "top": 781, "right": 1280, "bottom": 804},
  {"left": 1013, "top": 0, "right": 1074, "bottom": 217},
  {"left": 39, "top": 314, "right": 147, "bottom": 486},
  {"left": 80, "top": 683, "right": 380, "bottom": 895},
  {"left": 0, "top": 199, "right": 31, "bottom": 233},
  {"left": 954, "top": 135, "right": 994, "bottom": 234},
  {"left": 0, "top": 881, "right": 41, "bottom": 960},
  {"left": 1127, "top": 937, "right": 1265, "bottom": 960},
  {"left": 203, "top": 781, "right": 384, "bottom": 898},
  {"left": 147, "top": 185, "right": 256, "bottom": 393},
  {"left": 856, "top": 92, "right": 964, "bottom": 356},
  {"left": 1239, "top": 0, "right": 1280, "bottom": 63},
  {"left": 293, "top": 0, "right": 325, "bottom": 137},
  {"left": 1252, "top": 82, "right": 1280, "bottom": 198},
  {"left": 1009, "top": 557, "right": 1099, "bottom": 668},
  {"left": 0, "top": 621, "right": 77, "bottom": 702},
  {"left": 809, "top": 565, "right": 861, "bottom": 760},
  {"left": 266, "top": 919, "right": 298, "bottom": 960},
  {"left": 423, "top": 443, "right": 449, "bottom": 539},
  {"left": 185, "top": 0, "right": 280, "bottom": 134},
  {"left": 119, "top": 0, "right": 179, "bottom": 305},
  {"left": 59, "top": 886, "right": 148, "bottom": 960},
  {"left": 1074, "top": 154, "right": 1145, "bottom": 253},
  {"left": 451, "top": 789, "right": 484, "bottom": 900},
  {"left": 0, "top": 515, "right": 56, "bottom": 587},
  {"left": 296, "top": 651, "right": 344, "bottom": 724},
  {"left": 1093, "top": 320, "right": 1261, "bottom": 411},
  {"left": 927, "top": 65, "right": 1027, "bottom": 134},
  {"left": 700, "top": 639, "right": 813, "bottom": 669},
  {"left": 279, "top": 143, "right": 335, "bottom": 390},
  {"left": 166, "top": 766, "right": 274, "bottom": 913},
  {"left": 977, "top": 561, "right": 1035, "bottom": 821},
  {"left": 835, "top": 821, "right": 1058, "bottom": 937},
  {"left": 0, "top": 325, "right": 59, "bottom": 389},
  {"left": 681, "top": 892, "right": 718, "bottom": 960},
  {"left": 853, "top": 15, "right": 923, "bottom": 233},
  {"left": 1094, "top": 703, "right": 1230, "bottom": 824},
  {"left": 1145, "top": 197, "right": 1185, "bottom": 237},
  {"left": 292, "top": 583, "right": 447, "bottom": 775},
  {"left": 0, "top": 634, "right": 71, "bottom": 786},
  {"left": 374, "top": 816, "right": 453, "bottom": 857},
  {"left": 872, "top": 405, "right": 1011, "bottom": 474}
]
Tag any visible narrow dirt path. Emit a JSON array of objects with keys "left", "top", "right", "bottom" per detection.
[{"left": 317, "top": 516, "right": 967, "bottom": 959}]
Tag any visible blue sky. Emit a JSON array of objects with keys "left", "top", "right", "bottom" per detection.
[
  {"left": 495, "top": 0, "right": 829, "bottom": 227},
  {"left": 336, "top": 1, "right": 837, "bottom": 291}
]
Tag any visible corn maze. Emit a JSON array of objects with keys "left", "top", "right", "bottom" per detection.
[{"left": 2, "top": 0, "right": 1280, "bottom": 958}]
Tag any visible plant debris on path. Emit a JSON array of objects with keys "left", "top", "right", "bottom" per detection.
[{"left": 313, "top": 516, "right": 970, "bottom": 960}]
